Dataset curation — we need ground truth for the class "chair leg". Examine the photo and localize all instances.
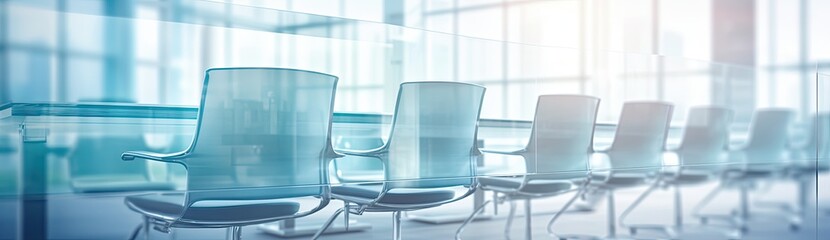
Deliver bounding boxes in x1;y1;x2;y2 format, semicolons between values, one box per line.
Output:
607;189;616;238
547;187;587;238
791;177;808;230
168;228;177;240
617;179;682;239
343;201;350;231
738;185;750;227
493;191;500;215
311;207;345;240
693;181;748;235
674;185;683;229
693;182;724;220
225;226;241;240
392;211;402;240
524;199;532;240
455;199;494;240
619;180;660;229
505;199;517;240
143;217;150;240
128;222;143;240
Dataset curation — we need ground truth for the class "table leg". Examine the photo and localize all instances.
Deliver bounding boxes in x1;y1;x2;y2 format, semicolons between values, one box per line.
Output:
20;127;48;240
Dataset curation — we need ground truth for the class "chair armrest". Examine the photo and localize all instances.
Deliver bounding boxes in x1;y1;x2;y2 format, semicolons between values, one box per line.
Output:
480;148;526;155
122;151;186;163
588;152;611;170
331;149;388;184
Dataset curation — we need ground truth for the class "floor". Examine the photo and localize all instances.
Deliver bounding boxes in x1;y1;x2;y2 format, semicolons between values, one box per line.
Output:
1;181;828;240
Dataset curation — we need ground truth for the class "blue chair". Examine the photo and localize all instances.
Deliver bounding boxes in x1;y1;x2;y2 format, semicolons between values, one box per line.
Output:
787;113;830;217
454;95;600;240
121;68;341;240
619;106;733;239
312;82;486;240
771;113;830;232
555;101;674;239
749;110;822;232
693;109;794;233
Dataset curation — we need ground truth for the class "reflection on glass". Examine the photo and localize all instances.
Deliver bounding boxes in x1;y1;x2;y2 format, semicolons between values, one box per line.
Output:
69;136;174;193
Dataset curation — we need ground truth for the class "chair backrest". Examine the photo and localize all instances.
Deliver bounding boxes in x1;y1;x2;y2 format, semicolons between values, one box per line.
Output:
383;82;485;189
183;68;338;203
798;113;830;159
523;95;600;179
606;101;674;170
676;106;733;166
741;108;793;163
70;136;151;179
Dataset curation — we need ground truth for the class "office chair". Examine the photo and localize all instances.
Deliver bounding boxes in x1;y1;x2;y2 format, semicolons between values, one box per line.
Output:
619;106;733;239
693;109;793;233
787;113;830;216
750;113;830;231
554;101;674;239
121;68;341;240
312;82;486;240
454;95;600;240
788;113;830;171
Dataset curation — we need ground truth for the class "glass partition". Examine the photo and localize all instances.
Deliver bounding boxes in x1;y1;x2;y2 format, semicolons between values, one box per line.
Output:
0;1;825;239
816;70;830;236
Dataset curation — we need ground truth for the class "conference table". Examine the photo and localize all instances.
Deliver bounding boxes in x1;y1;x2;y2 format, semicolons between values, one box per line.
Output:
0;102;705;239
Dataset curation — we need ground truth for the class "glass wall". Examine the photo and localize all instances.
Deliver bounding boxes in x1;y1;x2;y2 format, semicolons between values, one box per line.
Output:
3;0;826;124
1;1;829;239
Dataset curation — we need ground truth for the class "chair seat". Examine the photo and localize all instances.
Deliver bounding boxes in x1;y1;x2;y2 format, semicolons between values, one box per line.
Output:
125;193;300;223
788;163;830;173
332;184;456;205
72;175;176;193
479;176;573;194
663;172;711;184
723;168;775;179
590;173;649;189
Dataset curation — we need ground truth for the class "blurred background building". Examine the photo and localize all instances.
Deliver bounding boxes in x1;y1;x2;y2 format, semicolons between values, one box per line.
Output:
1;0;828;123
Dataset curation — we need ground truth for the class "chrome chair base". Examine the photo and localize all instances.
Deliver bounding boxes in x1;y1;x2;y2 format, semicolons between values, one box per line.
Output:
622;224;744;240
750;174;812;231
550;188;624;240
129;219;240;240
624;224;679;239
410;188;495;224
553;233;637;240
693;180;751;232
455;198;496;240
619;179;696;240
259;220;371;237
407;212;494;224
693;178;805;235
455;179;589;240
